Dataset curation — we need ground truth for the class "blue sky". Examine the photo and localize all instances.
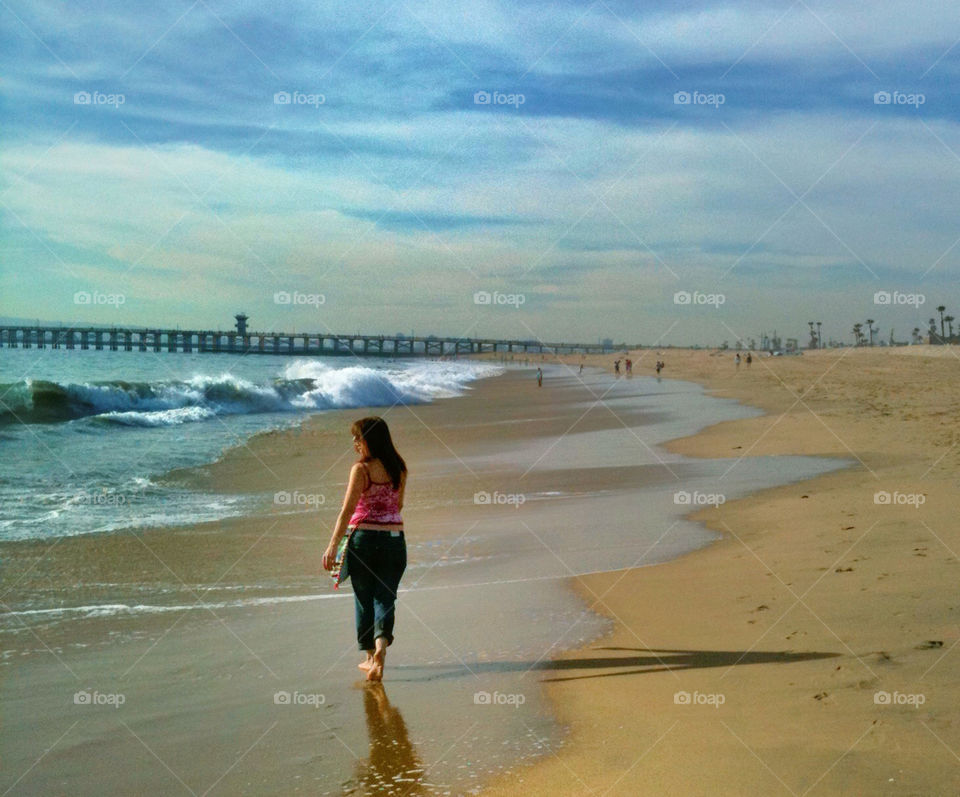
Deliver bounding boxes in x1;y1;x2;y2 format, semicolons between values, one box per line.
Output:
1;0;958;345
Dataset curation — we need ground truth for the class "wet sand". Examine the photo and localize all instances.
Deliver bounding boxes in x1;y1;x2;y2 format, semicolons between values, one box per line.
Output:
1;363;848;795
477;346;960;796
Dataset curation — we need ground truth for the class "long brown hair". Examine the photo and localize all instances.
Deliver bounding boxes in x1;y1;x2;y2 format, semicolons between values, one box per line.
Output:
351;416;407;489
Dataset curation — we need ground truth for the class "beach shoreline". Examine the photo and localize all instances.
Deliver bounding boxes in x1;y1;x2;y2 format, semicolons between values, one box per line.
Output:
476;345;960;796
8;362;780;794
5;347;958;795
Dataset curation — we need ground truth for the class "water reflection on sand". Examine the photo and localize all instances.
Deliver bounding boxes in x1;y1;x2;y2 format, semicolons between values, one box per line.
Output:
351;683;428;796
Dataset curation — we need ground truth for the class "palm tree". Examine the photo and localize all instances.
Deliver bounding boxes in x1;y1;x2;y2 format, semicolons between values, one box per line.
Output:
853;322;863;346
808;321;817;349
947;316;955;340
866;319;875;346
816;321;822;349
912;327;921;344
937;305;946;339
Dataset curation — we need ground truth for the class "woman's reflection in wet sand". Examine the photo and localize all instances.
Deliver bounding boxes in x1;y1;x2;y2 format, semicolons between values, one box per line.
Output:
355;683;426;795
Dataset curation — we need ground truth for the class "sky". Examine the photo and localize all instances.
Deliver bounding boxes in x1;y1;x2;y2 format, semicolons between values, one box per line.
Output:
1;0;959;346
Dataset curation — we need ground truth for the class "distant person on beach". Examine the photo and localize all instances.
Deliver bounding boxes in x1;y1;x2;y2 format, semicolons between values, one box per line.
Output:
735;353;741;368
625;358;632;374
323;417;407;682
614;359;620;375
655;360;663;375
746;353;752;367
536;367;543;387
579;363;583;375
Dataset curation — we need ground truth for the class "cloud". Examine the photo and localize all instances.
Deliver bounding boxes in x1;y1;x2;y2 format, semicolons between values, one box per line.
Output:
1;0;959;343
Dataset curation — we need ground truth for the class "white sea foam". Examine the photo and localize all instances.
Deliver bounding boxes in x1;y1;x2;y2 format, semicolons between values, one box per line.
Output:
282;359;504;410
6;360;504;427
97;406;219;426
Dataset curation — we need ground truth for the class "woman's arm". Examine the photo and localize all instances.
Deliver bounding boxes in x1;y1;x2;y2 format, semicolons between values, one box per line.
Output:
322;463;365;570
397;470;407;512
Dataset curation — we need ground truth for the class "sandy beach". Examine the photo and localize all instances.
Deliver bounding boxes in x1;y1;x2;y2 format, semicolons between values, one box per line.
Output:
476;346;960;796
7;362;804;795
3;347;958;795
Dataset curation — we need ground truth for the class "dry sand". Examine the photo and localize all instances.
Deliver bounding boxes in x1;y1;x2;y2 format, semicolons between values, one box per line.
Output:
478;345;960;796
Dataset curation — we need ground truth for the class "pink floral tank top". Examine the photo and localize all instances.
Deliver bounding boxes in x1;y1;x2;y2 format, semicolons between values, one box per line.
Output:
348;464;404;531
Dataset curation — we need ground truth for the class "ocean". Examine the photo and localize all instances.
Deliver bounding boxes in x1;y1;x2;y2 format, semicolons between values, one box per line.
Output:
0;349;503;542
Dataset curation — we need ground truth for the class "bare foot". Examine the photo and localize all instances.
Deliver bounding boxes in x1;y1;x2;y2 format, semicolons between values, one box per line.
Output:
358;659;373;671
366;649;385;682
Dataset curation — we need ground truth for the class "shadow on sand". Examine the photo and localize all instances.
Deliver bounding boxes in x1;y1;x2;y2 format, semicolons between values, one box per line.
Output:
345;648;841;792
393;646;841;683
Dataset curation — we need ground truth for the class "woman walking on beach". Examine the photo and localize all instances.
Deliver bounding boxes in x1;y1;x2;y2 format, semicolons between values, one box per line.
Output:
323;417;407;682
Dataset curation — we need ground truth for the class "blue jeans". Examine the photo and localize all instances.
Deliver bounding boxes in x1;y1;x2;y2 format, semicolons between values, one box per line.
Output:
347;530;406;650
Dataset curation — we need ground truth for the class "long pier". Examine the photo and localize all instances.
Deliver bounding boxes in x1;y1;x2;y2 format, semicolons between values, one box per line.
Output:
0;326;616;357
